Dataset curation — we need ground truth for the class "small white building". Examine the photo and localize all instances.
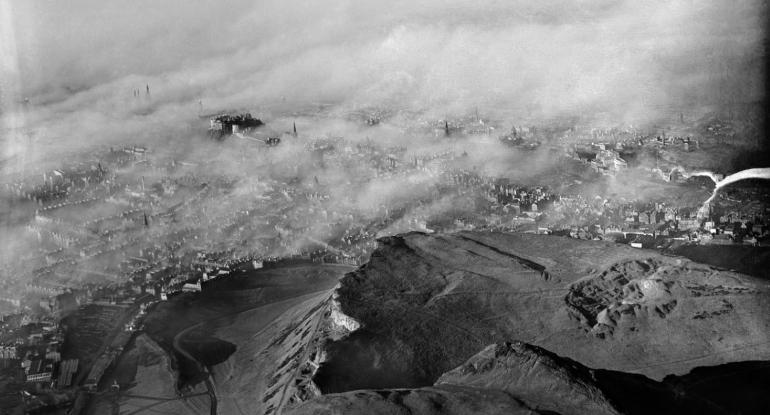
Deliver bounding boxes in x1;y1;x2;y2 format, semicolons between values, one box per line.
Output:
182;280;202;293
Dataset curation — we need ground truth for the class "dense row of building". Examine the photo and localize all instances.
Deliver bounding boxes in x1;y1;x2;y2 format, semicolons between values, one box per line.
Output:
1;113;766;412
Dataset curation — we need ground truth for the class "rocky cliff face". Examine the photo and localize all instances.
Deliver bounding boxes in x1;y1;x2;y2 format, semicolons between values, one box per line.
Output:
294;231;770;413
292;340;760;415
436;342;620;415
315;231;770;392
329;285;361;334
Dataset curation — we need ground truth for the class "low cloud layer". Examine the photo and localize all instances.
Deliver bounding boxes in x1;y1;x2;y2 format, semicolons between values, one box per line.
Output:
0;0;766;170
0;0;766;303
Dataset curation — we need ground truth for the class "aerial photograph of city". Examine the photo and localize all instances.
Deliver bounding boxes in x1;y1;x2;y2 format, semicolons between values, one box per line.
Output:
0;1;768;414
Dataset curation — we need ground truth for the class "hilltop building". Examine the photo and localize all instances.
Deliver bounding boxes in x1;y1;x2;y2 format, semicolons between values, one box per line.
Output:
594;149;627;173
209;113;264;139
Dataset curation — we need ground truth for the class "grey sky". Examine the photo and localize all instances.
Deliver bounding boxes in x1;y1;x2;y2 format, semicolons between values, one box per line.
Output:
1;0;766;167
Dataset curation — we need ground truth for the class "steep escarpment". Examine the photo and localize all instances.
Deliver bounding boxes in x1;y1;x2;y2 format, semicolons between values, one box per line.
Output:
437;342;621;415
313;231;770;395
435;341;733;415
293;341;769;415
140;264;355;415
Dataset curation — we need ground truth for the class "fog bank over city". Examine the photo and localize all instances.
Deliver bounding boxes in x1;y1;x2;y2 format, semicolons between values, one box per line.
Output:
2;2;770;414
2;0;766;170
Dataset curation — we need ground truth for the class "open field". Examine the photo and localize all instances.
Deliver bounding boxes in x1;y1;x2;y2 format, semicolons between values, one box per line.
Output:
86;334;209;415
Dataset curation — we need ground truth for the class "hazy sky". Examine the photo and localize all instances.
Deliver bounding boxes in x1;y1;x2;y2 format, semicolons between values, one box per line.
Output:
0;0;766;168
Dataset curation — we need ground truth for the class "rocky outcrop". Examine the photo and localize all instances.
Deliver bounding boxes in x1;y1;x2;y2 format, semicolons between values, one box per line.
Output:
292;231;770;414
314;231;770;395
436;342;620;415
291;340;753;415
329;285;361;335
287;385;556;415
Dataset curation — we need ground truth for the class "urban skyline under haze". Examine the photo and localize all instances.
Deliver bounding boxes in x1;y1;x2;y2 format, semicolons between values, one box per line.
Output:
1;1;769;414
